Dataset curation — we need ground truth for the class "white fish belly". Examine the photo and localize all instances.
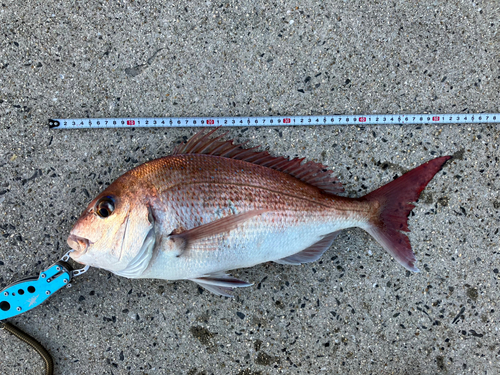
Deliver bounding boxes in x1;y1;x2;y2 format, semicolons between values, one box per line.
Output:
139;215;362;281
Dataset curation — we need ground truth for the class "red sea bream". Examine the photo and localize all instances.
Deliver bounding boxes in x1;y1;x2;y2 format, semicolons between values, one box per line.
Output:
67;129;451;296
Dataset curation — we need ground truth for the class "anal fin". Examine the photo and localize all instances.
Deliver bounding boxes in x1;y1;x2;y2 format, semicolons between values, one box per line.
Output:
274;231;341;265
190;272;253;297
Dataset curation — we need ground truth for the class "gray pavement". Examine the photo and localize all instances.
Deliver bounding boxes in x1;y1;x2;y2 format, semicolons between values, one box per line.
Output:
1;1;499;374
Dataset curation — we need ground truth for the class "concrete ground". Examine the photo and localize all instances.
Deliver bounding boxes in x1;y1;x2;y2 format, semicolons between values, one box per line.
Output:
1;1;499;374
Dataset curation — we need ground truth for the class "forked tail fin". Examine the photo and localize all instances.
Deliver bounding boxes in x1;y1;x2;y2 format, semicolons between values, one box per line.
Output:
363;156;452;272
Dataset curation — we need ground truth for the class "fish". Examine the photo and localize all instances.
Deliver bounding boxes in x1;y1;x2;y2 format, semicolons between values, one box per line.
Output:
67;128;451;296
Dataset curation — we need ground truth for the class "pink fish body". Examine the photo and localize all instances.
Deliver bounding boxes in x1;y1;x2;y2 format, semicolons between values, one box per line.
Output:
68;129;451;296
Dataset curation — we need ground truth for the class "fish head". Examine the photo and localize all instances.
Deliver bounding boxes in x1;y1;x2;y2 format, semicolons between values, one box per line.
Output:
67;175;155;276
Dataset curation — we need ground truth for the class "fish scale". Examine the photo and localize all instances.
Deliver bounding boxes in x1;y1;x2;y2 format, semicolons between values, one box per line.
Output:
143;154;335;204
140;155;352;280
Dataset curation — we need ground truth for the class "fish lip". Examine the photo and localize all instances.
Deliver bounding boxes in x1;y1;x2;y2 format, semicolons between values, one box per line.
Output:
67;234;90;257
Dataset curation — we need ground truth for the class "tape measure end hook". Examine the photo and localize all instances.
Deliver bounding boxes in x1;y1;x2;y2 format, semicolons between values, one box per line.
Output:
47;119;60;128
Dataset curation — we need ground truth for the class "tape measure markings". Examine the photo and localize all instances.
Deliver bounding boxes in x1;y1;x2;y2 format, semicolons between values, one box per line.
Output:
48;113;500;129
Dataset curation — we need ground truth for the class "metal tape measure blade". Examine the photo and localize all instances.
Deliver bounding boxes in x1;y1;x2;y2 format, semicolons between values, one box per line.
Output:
48;113;500;129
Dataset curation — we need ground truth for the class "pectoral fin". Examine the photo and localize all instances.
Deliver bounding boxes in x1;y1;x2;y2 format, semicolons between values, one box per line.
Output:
169;209;269;255
274;231;341;265
190;272;253;297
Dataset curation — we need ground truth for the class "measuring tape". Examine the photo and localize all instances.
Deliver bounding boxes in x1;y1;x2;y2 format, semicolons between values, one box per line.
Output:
48;113;500;129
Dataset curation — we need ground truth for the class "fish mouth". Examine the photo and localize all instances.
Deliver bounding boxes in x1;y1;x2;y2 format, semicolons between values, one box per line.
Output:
67;234;90;257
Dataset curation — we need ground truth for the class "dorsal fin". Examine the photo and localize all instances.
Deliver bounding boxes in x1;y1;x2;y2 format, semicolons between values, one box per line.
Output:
173;128;344;194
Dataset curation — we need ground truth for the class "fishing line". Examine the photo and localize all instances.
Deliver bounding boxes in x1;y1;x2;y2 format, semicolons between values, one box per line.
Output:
48;113;500;129
1;321;54;375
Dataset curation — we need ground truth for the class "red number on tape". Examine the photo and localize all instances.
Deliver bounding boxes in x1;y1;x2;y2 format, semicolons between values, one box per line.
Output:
432;116;440;121
283;118;291;123
127;120;135;125
207;119;215;125
359;117;366;122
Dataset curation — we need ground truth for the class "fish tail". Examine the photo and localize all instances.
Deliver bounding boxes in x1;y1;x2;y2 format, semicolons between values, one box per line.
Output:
363;156;452;272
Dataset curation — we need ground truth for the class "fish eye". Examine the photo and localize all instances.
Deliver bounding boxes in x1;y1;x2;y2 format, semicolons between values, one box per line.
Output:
95;196;115;218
